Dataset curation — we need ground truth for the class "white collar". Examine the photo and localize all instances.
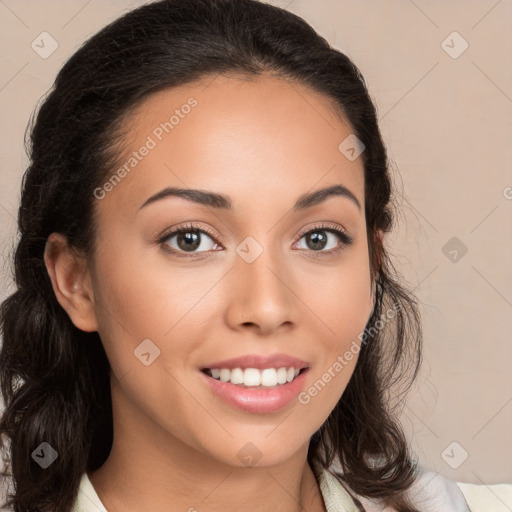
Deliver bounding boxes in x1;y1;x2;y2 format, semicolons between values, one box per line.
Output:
72;466;474;512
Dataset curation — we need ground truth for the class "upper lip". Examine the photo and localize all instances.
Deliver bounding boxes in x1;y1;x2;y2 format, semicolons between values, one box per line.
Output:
201;353;310;370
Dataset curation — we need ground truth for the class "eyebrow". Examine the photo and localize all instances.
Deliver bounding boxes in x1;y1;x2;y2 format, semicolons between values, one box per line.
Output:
138;184;361;212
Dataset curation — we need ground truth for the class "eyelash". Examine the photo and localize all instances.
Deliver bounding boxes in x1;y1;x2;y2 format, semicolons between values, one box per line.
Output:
157;222;354;259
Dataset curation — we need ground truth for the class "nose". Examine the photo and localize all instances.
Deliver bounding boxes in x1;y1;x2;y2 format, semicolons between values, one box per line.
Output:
223;246;299;336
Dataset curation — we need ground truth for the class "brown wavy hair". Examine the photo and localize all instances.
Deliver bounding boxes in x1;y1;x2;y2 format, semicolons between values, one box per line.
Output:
0;0;422;510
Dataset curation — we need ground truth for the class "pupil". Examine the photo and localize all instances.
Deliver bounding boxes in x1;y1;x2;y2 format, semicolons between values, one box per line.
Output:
178;231;200;251
308;231;327;250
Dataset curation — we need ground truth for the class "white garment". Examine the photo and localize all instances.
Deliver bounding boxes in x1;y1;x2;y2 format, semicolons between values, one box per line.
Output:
71;467;512;512
315;466;512;512
1;467;511;511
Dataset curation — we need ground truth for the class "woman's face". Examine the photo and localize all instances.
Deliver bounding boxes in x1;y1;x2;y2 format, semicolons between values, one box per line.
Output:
87;73;374;467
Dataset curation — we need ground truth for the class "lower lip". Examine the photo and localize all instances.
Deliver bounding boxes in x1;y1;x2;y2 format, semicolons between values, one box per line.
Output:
200;369;309;414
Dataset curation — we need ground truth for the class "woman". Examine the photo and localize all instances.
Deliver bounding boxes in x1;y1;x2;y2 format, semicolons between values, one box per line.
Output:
0;1;510;511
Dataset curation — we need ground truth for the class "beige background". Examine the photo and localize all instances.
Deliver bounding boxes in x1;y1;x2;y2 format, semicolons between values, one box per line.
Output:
0;0;511;486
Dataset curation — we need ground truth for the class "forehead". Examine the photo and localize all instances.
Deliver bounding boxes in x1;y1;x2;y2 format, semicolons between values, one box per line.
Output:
98;73;365;217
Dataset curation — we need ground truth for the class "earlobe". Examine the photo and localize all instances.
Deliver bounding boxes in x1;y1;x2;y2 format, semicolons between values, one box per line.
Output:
44;232;98;332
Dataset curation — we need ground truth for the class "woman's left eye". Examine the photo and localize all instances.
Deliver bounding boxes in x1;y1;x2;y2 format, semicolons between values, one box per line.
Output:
294;225;353;254
158;222;353;258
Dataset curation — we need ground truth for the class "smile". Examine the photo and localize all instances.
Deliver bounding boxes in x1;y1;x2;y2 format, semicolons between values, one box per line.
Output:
200;367;310;414
202;367;304;388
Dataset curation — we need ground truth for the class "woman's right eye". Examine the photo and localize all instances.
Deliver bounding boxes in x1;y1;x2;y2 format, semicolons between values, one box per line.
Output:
159;224;221;258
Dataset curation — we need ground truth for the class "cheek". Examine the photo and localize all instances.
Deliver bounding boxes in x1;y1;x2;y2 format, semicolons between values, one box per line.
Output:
92;237;175;333
304;252;373;341
90;238;221;374
297;254;372;411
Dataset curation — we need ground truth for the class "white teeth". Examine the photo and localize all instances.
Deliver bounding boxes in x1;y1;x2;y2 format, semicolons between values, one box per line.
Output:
276;367;287;384
261;368;277;387
206;366;302;387
230;368;244;385
244;368;261;386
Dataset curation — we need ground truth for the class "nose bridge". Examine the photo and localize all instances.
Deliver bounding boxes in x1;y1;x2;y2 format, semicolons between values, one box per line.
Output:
227;235;296;330
237;236;288;300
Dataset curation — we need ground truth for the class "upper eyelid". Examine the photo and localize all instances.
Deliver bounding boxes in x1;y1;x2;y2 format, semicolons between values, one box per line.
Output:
296;222;349;238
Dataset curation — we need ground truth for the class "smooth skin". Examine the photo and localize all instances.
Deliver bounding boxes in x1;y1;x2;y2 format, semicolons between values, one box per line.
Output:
44;73;380;512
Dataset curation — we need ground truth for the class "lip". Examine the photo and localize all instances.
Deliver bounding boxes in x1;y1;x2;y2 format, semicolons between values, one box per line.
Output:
200;367;310;414
200;353;310;371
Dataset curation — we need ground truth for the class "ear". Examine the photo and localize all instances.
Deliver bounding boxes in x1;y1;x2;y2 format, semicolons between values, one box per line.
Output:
44;232;98;332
